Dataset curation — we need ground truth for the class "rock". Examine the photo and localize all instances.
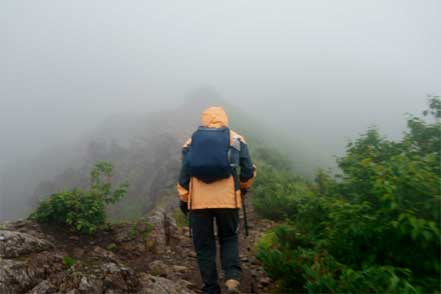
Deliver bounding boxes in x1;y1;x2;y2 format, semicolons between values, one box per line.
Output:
104;289;126;294
137;273;194;294
148;209;166;226
240;255;249;262
93;246;118;262
145;235;157;253
0;258;45;293
147;228;166;254
188;251;197;258
101;262;140;292
72;248;85;258
259;277;271;286
103;274;126;292
146;210;178;253
114;224;138;243
250;269;258;278
78;276;103;294
172;265;188;273
103;262;121;274
0;251;64;293
28;280;57;293
120;242;145;256
149;260;169;277
250;256;260;265
0;230;54;258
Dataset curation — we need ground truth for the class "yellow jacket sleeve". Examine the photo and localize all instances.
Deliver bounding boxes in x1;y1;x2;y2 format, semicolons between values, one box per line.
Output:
177;183;189;202
240;164;257;189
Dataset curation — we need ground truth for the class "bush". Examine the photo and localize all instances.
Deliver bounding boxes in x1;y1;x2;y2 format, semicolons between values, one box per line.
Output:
63;256;76;270
252;163;314;220
256;97;441;293
31;161;128;234
250;145;314;220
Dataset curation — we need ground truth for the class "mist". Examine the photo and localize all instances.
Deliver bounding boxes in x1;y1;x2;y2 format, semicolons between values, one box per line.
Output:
1;1;440;220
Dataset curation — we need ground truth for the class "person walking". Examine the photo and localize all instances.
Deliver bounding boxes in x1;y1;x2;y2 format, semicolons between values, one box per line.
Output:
177;106;256;294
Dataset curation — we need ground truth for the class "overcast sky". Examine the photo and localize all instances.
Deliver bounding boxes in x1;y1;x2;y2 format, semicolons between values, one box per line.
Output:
1;0;440;168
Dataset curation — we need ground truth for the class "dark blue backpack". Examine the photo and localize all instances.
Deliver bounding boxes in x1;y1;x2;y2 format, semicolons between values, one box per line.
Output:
186;127;232;183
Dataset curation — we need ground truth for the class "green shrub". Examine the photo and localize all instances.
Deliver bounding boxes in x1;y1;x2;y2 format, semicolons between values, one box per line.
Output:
256;97;441;293
126;220;154;240
31;161;128;234
251;161;314;220
107;243;117;251
63;256;76;269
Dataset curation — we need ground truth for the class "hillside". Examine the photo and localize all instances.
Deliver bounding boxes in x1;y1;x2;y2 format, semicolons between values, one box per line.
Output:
0;97;246;221
0;198;274;293
1;97;438;293
1;93;308;222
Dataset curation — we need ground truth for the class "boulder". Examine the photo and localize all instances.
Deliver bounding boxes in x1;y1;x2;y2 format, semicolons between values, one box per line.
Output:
102;262;140;292
0;251;64;293
0;258;46;293
149;260;169;277
137;273;195;294
172;265;188;273
28;280;58;294
78;276;103;294
92;246;119;262
0;230;53;258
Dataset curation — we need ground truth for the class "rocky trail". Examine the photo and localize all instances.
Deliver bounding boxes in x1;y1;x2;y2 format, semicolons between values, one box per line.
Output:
0;199;275;293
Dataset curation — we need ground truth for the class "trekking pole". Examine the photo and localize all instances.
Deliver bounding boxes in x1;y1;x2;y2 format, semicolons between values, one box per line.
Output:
241;189;249;237
188;214;192;238
188;195;193;238
188;205;192;238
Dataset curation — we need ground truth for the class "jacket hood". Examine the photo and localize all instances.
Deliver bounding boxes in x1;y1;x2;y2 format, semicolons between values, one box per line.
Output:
201;106;229;128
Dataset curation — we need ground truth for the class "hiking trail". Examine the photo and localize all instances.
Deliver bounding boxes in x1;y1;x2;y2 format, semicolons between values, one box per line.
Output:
0;197;274;293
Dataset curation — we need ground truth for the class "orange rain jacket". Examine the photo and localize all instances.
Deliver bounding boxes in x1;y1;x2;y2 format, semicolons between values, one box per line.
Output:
177;107;256;210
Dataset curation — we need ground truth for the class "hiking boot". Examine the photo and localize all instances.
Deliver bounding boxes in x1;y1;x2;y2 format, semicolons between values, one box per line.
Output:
225;279;240;293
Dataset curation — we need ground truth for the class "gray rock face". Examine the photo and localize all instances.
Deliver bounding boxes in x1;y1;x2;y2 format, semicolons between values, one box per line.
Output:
0;229;61;294
0;214;200;293
0;252;64;293
0;230;53;258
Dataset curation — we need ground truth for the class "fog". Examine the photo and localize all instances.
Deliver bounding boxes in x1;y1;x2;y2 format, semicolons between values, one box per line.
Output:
1;1;440;219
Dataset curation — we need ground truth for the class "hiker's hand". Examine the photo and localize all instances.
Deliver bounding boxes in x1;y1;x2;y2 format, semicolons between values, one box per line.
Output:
180;201;189;216
240;188;249;196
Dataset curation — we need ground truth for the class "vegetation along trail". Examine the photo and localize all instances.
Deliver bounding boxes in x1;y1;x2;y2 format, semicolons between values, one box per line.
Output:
0;97;439;293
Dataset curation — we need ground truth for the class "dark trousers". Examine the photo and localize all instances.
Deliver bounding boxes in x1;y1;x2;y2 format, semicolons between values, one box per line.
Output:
190;208;241;294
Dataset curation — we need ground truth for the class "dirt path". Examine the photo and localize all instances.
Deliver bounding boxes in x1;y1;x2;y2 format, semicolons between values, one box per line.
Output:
160;198;275;293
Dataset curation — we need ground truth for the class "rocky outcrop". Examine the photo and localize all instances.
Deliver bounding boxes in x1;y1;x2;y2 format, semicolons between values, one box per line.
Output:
0;237;63;293
0;202;274;293
0;230;53;258
0;214;198;294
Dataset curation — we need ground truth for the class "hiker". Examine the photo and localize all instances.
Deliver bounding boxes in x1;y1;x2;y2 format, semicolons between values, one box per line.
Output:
177;106;256;294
